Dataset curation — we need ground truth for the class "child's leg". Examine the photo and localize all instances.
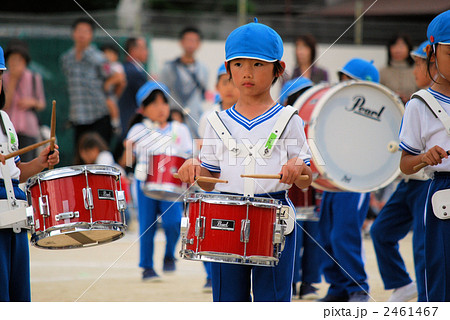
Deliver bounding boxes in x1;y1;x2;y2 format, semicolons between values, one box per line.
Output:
409;180;430;302
136;181;158;269
252;232;296;302
370;181;413;290
211;263;252;301
159;200;182;260
424;178;450;301
328;192;369;295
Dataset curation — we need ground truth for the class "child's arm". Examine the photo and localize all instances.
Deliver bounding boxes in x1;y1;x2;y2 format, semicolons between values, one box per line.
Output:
279;157;313;189
400;147;448;175
177;158;219;191
16;145;60;183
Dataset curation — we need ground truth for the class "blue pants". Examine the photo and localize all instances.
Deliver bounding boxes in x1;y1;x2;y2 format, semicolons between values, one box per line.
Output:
293;220;322;284
0;181;30;302
370;179;429;301
136;180;182;269
318;191;370;297
424;173;450;301
211;191;296;302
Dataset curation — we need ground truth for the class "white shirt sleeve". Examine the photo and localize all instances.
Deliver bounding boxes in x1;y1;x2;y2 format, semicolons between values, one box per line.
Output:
399;100;425;155
199;122;221;173
283;114;312;166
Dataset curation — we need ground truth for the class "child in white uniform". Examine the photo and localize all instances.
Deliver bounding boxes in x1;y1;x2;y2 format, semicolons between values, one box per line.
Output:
177;18;312;302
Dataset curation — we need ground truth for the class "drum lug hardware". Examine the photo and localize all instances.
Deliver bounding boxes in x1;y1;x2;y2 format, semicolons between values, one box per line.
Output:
273;223;284;244
55;211;79;222
83;187;94;210
195;216;205;239
39;195;49;217
115;190;127;211
240;219;250;243
180;217;189;235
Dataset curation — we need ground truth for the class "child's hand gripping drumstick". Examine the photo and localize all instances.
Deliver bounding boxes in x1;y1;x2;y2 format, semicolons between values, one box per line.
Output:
412;147;450;172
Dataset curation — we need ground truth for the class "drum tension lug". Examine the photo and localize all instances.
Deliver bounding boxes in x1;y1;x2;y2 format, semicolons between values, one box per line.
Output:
195;216;205;239
83;187;94;210
240;219;250;243
39;195;50;217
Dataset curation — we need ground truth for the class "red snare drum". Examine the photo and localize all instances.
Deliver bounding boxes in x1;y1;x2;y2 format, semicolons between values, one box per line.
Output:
288;185;322;221
143;154;187;201
294;81;404;192
27;165;127;249
180;193;285;267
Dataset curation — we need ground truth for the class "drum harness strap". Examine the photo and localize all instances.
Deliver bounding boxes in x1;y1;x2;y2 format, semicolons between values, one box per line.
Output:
412;89;450;135
207;105;298;233
0;111;30;232
411;90;450;220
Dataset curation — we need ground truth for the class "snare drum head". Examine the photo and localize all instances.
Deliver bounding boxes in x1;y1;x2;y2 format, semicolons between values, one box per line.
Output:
308;81;404;192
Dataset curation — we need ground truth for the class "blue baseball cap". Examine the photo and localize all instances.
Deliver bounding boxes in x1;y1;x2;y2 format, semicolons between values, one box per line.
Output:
225;18;284;62
217;62;227;78
279;77;313;105
136;81;170;107
410;40;430;60
0;46;6;70
339;58;379;83
427;10;450;45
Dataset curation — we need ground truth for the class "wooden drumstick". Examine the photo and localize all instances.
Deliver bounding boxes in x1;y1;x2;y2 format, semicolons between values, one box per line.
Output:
240;174;310;181
4;137;56;161
413;150;450;172
173;173;228;184
49;100;56;169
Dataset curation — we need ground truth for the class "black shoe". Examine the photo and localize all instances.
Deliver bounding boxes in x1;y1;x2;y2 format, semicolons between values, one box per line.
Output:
348;291;369;302
203;279;212;293
299;282;319;300
317;294;349;302
142;268;160;282
163;257;176;272
292;283;298;296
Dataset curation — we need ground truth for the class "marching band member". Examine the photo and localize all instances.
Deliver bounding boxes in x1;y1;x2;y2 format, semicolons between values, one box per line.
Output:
0;45;60;302
177;19;312;302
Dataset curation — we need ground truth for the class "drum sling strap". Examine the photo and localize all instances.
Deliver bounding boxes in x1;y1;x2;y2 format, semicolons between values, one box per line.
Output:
411;90;450;220
0;111;30;232
207;106;298;233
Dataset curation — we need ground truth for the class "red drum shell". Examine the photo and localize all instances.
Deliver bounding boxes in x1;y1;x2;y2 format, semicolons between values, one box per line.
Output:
27;165;126;249
180;193;282;266
143;154;187;201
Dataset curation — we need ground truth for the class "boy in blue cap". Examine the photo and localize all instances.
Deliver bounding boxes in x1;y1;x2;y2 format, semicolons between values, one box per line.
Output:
370;40;436;302
399;9;450;301
177;18;313;301
316;58;378;302
0;45;60;301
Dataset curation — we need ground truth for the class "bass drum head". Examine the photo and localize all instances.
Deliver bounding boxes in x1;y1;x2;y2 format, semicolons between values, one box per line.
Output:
299;81;404;192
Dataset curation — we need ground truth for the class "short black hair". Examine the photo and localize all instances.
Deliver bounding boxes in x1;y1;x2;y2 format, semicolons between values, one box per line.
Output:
100;43;120;56
179;26;202;40
71;17;95;32
386;33;414;66
4;39;31;65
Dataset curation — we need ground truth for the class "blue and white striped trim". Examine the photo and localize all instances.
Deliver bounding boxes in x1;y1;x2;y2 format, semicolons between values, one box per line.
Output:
201;162;221;173
429;88;450;105
14;156;20;163
399;141;421;155
226;103;283;130
304;158;311;166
